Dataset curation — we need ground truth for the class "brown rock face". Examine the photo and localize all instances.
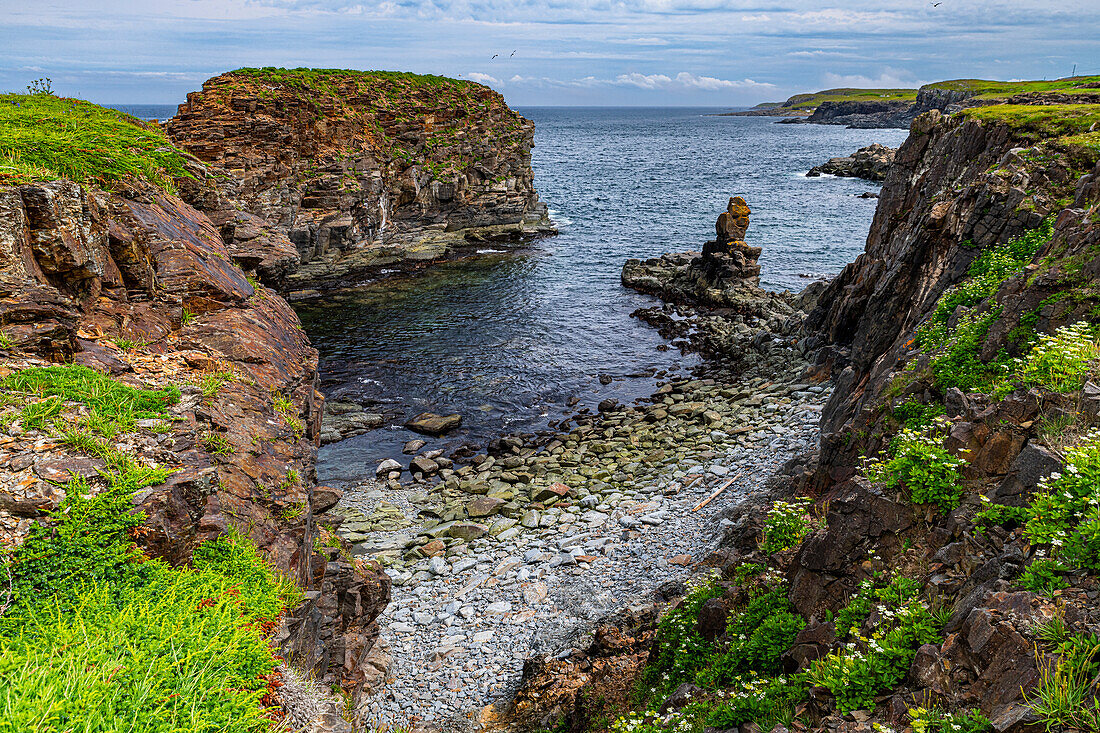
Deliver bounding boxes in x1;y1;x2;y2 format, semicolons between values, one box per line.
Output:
0;179;389;711
622;196;772;310
700;196;762;284
166;70;553;292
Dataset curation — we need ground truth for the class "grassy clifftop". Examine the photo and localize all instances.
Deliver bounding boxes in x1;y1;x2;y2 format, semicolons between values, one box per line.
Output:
0;93;191;191
749;74;1100;115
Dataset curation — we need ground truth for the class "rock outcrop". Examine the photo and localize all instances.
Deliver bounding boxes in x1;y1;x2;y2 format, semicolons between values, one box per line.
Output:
621;196;786;311
0;175;389;717
505;94;1100;733
807;143;897;181
805;98;916;129
167;69;553;294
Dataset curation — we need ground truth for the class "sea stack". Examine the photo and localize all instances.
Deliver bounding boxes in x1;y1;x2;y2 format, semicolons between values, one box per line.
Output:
699;195;763;287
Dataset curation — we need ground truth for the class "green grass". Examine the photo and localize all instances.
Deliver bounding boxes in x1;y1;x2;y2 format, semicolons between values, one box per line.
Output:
0;93;191;191
754;75;1100;114
924;75;1100;100
1;364;179;433
777;87;918;111
232;66;480;93
956;104;1100;140
0;469;300;732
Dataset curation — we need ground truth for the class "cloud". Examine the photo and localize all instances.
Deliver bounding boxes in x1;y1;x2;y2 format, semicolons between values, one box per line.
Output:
466;72;500;84
821;68;929;89
609;36;670;45
611;71;773;91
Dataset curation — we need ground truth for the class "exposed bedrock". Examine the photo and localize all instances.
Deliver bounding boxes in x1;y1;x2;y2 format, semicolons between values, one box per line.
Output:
0;178;390;714
166;70;554;294
807;143;897;181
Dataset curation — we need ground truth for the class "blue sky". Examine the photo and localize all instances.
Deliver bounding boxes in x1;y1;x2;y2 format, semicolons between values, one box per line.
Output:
2;0;1098;106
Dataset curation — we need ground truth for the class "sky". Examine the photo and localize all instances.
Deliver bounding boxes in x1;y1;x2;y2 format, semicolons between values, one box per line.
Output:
2;0;1099;107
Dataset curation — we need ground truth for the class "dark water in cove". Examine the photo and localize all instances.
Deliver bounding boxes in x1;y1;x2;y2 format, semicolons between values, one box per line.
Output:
119;105;907;483
299;109;908;484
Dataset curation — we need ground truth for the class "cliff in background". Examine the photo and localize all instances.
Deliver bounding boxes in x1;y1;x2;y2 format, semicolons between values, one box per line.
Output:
735;75;1100;129
167;68;553;295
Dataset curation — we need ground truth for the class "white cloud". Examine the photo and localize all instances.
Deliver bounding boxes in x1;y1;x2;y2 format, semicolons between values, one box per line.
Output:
466;72;500;84
611;71;773;91
821;68;929;89
609;36;670;45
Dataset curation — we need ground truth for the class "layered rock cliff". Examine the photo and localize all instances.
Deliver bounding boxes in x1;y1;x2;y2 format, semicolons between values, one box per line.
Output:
167;68;553;294
500;95;1100;733
0;95;390;723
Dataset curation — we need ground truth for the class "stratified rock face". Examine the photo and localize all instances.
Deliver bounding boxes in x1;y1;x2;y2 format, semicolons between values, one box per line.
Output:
807;143;897;181
806;99;916;129
0;178;390;710
167;69;553;292
805;106;1100;484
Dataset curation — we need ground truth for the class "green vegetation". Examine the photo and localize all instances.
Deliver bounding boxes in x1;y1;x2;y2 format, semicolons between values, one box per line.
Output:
1021;436;1100;571
0;489;298;732
907;706;992;733
1025;629;1100;730
1014;321;1100;393
957;104;1100;141
806;575;942;712
0;93;191;191
1;364;179;431
864;420;966;511
925;75;1100;99
202;431;235;456
1017;558;1071;597
917;220;1055;393
751;75;1100;116
233;66;481;93
760;497;817;554
620;569;945;732
773;87;919;111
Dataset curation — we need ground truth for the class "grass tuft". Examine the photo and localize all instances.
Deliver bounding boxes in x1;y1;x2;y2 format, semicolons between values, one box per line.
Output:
0;93;192;191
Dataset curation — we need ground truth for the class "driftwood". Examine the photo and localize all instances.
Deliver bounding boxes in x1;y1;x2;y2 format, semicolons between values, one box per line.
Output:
692;472;743;511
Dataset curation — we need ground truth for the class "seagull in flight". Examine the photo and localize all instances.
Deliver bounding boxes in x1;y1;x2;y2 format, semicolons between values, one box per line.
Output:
930;1;941;5
510;50;516;57
492;53;498;59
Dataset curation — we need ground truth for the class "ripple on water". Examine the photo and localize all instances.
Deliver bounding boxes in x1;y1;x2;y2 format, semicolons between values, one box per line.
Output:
295;109;908;481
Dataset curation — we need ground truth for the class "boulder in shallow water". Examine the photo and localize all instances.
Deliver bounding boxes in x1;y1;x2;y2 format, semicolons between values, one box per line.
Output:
376;458;402;477
405;412;463;436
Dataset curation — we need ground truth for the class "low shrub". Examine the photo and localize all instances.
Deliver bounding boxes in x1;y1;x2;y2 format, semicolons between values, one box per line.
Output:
1022;435;1100;571
640;572;723;698
908;706;992;733
1014;321;1100;393
761;497;817;554
864;420;966;511
807;577;940;712
1017;558;1071;597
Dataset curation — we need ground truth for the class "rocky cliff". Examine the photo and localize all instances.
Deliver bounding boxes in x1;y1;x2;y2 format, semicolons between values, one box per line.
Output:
167;68;553;294
0;94;390;725
499;95;1100;733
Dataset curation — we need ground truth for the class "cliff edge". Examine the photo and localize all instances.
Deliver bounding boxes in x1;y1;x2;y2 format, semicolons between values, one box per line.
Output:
167;68;554;294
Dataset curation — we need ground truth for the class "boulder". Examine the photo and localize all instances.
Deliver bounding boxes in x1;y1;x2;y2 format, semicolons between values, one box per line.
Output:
376;458;402;477
405;412;462;436
403;439;427;454
410;456;440;475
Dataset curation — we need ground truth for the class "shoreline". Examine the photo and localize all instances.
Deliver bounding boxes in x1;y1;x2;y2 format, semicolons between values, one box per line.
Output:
317;255;828;727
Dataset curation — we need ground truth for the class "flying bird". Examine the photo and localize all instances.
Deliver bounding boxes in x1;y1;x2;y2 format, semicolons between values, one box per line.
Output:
930;1;941;6
492;54;498;59
510;50;516;56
